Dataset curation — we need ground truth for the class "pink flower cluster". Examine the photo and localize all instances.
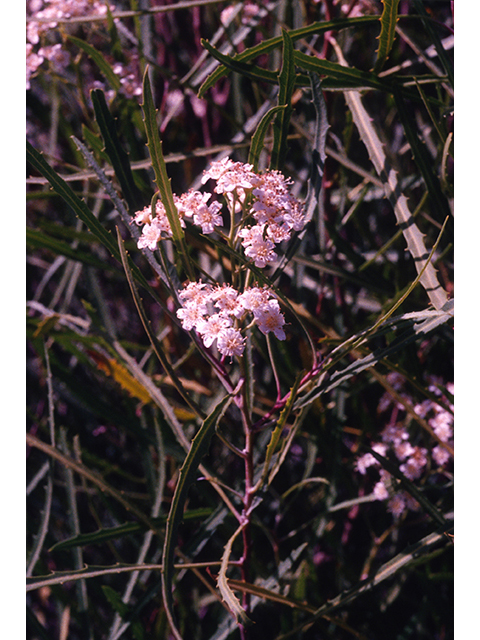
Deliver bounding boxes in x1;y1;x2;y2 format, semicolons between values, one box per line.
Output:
26;1;112;89
355;373;453;518
134;191;223;250
133;158;306;268
176;282;286;358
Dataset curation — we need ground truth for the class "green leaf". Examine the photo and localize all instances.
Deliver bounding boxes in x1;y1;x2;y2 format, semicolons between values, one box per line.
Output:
254;374;303;493
67;35;121;92
293;50;395;93
198;16;382;97
91;88;145;212
49;509;211;551
336;63;448;310
102;585;130;617
200;38;280;86
373;0;400;74
271;30;296;171
276;523;452;639
412;0;453;88
248;105;286;171
26;227;109;270
26;141;153;294
295;303;453;410
161;393;236;640
141;68;194;280
117;229;203;420
26;433;158;533
393;87;452;224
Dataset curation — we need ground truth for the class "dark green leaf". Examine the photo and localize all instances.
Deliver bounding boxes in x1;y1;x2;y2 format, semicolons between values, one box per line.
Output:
161;393;235;640
91;89;145;212
373;0;400;74
271;30;296;171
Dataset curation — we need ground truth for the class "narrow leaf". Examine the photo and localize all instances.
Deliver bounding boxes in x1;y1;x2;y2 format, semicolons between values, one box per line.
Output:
295;303;453;410
26;433;158;533
332;45;448;309
117;229;204;419
394;87;452;223
248;105;286;171
161;393;236;640
373;0;400;74
198;16;382;97
294;50;394;93
200;38;280;86
67;35;121;91
276;524;452;639
254;374;303;493
26;141;153;294
271;30;296;171
217;523;252;626
91;88;145;212
26;227;108;270
141;68;194;279
49;509;211;552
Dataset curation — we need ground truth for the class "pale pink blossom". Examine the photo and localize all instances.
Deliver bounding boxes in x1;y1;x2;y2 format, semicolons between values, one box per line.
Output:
399;446;428;480
137;220;162;251
373;479;389;501
430;411;453;442
254;300;286;340
201;157;236;184
237;287;271;314
134;206;152;226
432;445;451;467
217;327;245;358
196;314;232;348
178;281;212;313
193;200;223;234
176;303;205;332
387;493;406;518
238;225;277;268
211;285;243;318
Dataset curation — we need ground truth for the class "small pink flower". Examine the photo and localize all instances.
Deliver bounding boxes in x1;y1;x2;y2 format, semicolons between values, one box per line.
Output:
254;300;286;340
197;314;232;348
373;479;389;501
399;446;428;480
432;445;451;467
217;327;245;358
176;303;205;332
387;493;406;518
211;285;243;318
137;220;162;251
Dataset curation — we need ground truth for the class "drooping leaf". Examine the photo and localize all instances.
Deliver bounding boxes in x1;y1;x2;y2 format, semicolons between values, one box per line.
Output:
161;393;236;640
198;16;383;97
26;141;153;295
216;523;252;626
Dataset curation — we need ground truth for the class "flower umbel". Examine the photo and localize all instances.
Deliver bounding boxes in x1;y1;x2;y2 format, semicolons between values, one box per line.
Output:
176;282;287;358
133;158;305;266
